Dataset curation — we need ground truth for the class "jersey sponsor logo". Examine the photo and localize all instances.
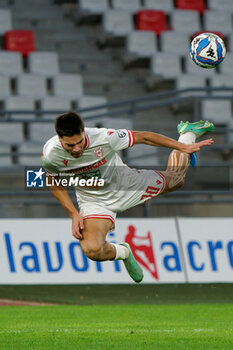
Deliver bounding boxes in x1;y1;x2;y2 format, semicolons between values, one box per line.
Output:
63;158;107;174
63;160;68;166
125;225;159;280
117;130;127;138
94;147;104;159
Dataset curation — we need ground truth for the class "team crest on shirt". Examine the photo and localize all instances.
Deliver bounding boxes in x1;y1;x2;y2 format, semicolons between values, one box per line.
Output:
94;147;104;159
63;159;68;166
117;130;126;138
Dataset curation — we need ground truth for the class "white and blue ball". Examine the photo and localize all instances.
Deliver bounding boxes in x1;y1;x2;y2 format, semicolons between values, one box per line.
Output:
190;32;226;69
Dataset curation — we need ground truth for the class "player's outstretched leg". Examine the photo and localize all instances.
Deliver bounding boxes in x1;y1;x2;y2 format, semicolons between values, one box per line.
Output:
162;120;215;193
178;120;215;168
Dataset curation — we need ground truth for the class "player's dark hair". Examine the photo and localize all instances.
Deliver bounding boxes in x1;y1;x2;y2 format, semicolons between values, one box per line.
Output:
55;111;84;137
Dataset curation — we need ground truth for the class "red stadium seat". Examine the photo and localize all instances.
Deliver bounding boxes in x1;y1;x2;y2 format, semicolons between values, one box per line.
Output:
192;31;225;42
4;30;35;57
175;0;206;14
136;10;167;36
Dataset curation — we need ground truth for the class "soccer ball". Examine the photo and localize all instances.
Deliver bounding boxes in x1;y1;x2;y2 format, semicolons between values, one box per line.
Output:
190;32;226;69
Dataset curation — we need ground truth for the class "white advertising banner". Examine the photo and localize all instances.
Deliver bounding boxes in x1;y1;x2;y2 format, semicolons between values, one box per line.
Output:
0;218;233;284
178;218;233;283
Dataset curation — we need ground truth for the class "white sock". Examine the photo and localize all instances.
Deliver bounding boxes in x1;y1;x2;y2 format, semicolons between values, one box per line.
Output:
178;132;196;145
112;243;129;260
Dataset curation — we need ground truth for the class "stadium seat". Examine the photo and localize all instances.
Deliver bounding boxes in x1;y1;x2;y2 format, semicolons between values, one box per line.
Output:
203;10;233;35
229;34;233;52
52;74;83;100
0;123;24;143
150;53;182;79
30;123;56;143
175;74;207;96
143;0;174;14
77;95;108;118
201;99;232;124
5;96;35;119
28;52;59;77
171;10;201;34
175;0;206;14
185;56;216;76
0;76;11;99
78;0;109;14
4;30;35;57
218;53;233;75
40;96;71;119
0;51;23;77
126;30;157;58
0;144;12;167
17;74;47;99
0;9;12;35
160;31;189;55
207;0;233;12
17;142;43;166
103;10;134;36
112;0;142;13
209;75;233;96
136;10;167;36
127;144;159;166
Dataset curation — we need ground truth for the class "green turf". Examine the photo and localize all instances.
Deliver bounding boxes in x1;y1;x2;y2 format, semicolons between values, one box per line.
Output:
0;284;233;304
0;304;233;350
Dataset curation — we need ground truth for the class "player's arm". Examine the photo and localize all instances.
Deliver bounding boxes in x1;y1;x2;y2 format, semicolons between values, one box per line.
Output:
46;175;84;240
132;130;214;154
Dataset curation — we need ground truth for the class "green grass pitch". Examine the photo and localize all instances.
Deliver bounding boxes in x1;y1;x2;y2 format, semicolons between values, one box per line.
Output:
0;284;233;350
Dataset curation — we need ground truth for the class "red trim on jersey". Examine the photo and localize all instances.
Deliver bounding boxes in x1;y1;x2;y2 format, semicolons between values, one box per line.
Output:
153;170;167;193
83;214;115;224
84;134;90;149
129;130;135;146
127;130;132;147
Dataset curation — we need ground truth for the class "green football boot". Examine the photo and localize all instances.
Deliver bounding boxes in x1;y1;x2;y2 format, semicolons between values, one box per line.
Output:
120;242;143;283
177;120;215;138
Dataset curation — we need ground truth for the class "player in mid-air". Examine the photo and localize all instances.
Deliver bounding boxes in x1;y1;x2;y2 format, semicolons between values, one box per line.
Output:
41;111;214;283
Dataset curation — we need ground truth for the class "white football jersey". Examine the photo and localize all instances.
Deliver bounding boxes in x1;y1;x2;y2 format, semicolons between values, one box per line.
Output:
42;127;166;218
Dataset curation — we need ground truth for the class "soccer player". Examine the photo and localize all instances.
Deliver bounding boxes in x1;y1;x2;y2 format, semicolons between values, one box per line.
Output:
42;112;214;283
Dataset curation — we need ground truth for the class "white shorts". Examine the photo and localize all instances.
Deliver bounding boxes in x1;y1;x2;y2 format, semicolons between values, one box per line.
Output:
78;169;166;230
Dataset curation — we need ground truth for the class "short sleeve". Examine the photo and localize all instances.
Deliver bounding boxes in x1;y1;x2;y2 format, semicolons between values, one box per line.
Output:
107;129;135;151
41;153;59;176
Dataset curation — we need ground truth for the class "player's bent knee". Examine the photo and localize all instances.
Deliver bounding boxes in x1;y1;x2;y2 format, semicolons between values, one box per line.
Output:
81;241;103;261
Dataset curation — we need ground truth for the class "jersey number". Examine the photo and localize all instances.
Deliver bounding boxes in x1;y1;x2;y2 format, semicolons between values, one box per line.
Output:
140;186;160;201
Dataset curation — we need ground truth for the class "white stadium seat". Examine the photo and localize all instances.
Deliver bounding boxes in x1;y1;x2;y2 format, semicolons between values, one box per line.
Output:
0;52;23;77
111;0;142;13
127;143;159;166
0;123;24;143
40;96;71;119
18;142;43;166
52;74;83;99
17;74;47;98
176;74;207;96
0;76;11;99
207;0;233;12
77;95;108;119
28;52;59;77
150;53;182;79
160;31;189;55
0;144;12;167
5;96;35;119
126;30;157;58
143;0;174;14
103;10;134;36
219;53;233;75
203;10;232;35
30;123;56;143
0;9;12;34
171;10;201;34
201;99;232;124
78;0;109;14
209;75;233;96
